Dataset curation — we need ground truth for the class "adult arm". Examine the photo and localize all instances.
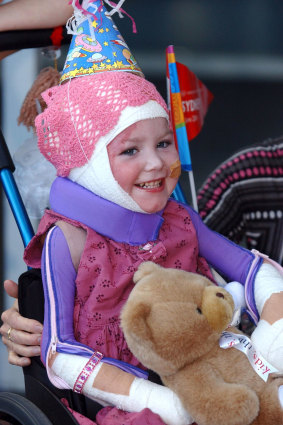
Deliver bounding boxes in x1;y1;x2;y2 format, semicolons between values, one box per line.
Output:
0;0;73;32
0;280;42;366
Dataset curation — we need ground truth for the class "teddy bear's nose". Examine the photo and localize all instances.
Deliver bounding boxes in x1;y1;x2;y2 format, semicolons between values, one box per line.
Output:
216;292;225;299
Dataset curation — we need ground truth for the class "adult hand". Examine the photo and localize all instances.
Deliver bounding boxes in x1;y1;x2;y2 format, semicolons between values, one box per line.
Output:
0;280;42;367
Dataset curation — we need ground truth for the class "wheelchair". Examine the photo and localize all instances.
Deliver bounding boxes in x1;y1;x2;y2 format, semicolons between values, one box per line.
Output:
0;268;104;425
0;22;102;417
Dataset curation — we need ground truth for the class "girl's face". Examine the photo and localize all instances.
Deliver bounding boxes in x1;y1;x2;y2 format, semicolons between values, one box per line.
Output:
107;118;180;213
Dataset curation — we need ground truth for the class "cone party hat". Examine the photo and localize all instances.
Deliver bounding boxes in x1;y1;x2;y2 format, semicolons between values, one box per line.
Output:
60;0;143;83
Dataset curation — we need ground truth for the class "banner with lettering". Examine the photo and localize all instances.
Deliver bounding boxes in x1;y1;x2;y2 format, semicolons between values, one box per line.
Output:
176;62;214;141
219;331;278;382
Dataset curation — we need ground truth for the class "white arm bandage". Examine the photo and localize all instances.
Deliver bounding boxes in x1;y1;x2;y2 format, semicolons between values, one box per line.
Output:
254;262;283;314
52;353;193;424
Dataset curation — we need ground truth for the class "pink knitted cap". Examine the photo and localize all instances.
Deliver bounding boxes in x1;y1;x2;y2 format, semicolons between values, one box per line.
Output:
35;72;169;177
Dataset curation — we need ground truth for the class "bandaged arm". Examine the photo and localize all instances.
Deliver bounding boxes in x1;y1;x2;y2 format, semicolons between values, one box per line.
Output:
42;226;193;425
186;205;283;322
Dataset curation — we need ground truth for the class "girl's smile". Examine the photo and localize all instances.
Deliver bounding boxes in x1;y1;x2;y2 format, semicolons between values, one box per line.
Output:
107;118;180;213
135;178;164;190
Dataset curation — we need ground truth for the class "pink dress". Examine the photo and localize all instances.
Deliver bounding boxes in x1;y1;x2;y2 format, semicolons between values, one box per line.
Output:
25;196;209;424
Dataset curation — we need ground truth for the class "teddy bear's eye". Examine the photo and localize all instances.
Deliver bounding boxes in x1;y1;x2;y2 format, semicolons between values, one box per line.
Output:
196;307;202;314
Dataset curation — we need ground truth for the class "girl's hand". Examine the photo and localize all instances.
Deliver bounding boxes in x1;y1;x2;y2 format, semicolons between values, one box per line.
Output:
51;354;193;425
0;280;42;367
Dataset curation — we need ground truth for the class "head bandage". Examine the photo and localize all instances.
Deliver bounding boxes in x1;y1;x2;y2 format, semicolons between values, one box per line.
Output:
36;72;170;212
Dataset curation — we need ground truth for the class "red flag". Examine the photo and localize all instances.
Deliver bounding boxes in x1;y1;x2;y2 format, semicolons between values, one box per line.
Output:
176;62;213;141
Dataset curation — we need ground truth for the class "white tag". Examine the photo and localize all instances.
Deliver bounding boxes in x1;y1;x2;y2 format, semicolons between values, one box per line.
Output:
220;331;278;382
229;308;242;327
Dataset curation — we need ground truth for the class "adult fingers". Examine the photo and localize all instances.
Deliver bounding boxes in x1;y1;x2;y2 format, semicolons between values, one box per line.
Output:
2;335;41;359
1;307;43;335
4;279;18;298
1;325;42;347
7;350;32;367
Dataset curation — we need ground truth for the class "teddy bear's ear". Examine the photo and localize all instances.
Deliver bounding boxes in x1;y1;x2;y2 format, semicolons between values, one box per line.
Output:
121;301;152;343
133;261;161;285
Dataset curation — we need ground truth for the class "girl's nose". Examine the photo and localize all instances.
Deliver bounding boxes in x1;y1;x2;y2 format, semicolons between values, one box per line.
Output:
144;151;164;171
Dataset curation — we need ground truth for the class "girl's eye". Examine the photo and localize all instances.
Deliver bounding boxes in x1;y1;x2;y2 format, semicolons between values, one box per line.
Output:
120;148;137;156
157;140;171;149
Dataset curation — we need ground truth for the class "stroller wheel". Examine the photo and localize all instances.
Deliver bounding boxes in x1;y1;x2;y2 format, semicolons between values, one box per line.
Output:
0;392;52;425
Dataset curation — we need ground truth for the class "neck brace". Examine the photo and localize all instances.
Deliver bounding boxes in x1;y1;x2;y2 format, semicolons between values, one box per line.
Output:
49;177;165;245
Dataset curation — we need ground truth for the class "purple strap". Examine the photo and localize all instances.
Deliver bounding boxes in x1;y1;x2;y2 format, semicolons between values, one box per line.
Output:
49;177;164;246
186;204;256;283
184;204;262;321
41;226;148;380
41;226;78;364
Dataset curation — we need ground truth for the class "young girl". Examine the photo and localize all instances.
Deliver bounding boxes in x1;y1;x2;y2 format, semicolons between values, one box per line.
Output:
8;67;280;424
1;1;283;424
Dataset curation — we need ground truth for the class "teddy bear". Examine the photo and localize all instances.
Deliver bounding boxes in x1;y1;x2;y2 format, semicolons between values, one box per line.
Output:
120;261;283;425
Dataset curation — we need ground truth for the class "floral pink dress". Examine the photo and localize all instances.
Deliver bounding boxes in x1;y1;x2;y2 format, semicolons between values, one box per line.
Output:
23;178;225;425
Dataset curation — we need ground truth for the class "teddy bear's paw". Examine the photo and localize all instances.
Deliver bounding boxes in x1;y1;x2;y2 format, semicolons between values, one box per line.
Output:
194;385;260;425
219;386;259;425
250;381;283;425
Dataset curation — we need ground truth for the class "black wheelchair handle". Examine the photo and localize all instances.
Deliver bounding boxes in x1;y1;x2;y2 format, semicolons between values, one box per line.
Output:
0;28;71;52
0;128;15;172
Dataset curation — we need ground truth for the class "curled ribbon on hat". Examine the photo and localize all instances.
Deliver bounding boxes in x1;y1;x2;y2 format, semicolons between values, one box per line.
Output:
104;0;127;17
105;0;137;33
66;0;98;36
66;0;136;36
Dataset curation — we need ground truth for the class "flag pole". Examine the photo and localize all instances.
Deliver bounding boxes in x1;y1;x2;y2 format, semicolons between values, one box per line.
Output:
166;45;198;211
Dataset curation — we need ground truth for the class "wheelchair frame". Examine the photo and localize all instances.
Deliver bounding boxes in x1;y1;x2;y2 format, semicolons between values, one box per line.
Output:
0;125;101;425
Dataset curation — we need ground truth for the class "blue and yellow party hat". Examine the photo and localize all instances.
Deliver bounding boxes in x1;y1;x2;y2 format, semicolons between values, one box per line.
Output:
60;0;143;83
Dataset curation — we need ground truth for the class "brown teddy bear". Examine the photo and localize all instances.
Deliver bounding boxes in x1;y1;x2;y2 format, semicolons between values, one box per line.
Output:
120;261;283;425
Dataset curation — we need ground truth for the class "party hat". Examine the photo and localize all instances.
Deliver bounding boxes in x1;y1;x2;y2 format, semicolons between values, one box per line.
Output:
60;0;143;83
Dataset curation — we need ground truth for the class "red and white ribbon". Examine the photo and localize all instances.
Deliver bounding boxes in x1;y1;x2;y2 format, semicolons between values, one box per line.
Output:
220;331;278;382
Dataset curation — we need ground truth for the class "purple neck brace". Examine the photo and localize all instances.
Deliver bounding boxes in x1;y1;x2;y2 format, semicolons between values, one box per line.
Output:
49;177;164;245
